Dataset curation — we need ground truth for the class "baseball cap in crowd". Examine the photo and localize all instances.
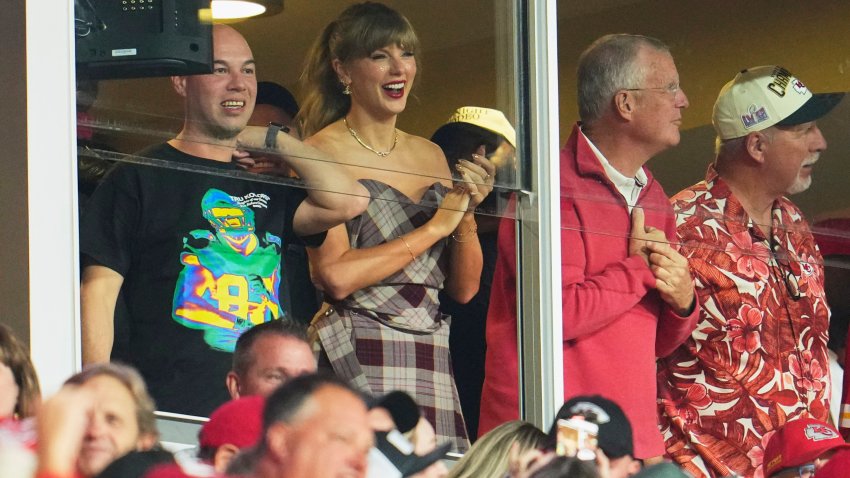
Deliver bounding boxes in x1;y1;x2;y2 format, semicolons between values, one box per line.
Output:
367;429;451;478
445;106;517;148
199;396;265;451
367;390;421;434
713;65;844;140
547;395;633;458
763;417;850;477
814;448;850;478
256;81;299;119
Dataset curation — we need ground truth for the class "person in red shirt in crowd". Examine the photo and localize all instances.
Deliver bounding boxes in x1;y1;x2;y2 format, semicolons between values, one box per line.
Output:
0;324;41;477
480;33;698;460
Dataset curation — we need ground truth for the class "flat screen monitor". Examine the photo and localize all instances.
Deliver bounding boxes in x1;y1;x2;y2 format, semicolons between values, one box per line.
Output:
75;0;212;80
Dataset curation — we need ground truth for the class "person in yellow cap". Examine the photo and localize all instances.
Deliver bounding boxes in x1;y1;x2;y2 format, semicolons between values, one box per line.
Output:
430;106;516;440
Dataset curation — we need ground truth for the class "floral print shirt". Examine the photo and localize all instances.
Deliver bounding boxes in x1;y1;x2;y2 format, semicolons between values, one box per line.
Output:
657;165;831;478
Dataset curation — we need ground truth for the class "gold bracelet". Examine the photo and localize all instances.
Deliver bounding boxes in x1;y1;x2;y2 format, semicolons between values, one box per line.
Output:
451;225;479;243
399;236;417;261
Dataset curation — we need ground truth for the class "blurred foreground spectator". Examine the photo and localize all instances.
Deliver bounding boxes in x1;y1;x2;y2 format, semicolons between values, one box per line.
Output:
36;363;158;478
448;420;546;478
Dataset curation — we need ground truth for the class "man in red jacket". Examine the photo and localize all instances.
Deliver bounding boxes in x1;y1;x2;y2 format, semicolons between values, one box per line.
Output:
479;33;698;460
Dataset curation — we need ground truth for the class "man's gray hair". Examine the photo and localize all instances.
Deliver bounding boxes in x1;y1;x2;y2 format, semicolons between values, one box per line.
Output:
715;128;774;157
577;33;670;125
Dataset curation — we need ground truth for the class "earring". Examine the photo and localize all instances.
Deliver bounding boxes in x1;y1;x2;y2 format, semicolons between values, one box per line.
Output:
342;82;351;95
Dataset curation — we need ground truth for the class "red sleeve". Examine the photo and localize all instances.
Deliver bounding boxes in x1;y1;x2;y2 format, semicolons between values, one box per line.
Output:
655;299;699;357
560;196;658;341
841;338;850;439
655;206;699;357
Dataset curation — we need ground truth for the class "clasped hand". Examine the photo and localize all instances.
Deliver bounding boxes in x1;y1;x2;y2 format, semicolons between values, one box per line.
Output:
453;145;496;210
629;207;694;315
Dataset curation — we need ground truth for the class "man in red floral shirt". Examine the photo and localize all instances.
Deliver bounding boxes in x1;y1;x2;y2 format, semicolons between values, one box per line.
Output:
657;65;844;478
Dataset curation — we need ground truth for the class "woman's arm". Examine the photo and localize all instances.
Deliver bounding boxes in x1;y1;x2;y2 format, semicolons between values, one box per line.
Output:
442;148;496;303
235;125;370;237
442;212;483;303
309;187;471;301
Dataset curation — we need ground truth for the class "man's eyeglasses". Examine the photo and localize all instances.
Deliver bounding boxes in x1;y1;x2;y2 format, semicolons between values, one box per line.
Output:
624;83;681;98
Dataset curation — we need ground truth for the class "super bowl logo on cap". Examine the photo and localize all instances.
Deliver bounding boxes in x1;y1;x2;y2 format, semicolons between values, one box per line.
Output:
741;104;769;129
793;79;808;95
804;424;839;441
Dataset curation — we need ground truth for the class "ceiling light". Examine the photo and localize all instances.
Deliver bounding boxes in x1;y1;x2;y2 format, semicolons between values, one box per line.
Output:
209;0;283;20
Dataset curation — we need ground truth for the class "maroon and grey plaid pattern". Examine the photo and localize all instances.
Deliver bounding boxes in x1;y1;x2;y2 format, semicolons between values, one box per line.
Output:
312;179;469;452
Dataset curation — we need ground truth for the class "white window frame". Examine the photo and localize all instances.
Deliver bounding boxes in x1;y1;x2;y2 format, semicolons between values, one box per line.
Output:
26;0;82;394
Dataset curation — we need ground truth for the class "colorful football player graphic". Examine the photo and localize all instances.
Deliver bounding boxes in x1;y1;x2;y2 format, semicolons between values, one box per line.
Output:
172;188;283;351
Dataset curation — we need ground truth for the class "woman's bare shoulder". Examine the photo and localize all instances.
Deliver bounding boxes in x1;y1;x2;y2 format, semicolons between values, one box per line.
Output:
400;132;449;169
304;121;346;152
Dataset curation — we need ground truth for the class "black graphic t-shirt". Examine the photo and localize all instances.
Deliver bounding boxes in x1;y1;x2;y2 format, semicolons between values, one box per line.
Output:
80;143;323;416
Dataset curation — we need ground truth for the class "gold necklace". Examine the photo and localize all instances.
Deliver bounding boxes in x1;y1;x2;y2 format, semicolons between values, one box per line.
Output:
343;117;398;157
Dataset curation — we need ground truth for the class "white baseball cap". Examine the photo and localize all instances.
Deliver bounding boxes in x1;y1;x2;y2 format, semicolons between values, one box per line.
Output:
445;106;517;148
713;65;844;140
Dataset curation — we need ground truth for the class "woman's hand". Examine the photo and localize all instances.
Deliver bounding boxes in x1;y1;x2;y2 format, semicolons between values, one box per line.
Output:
427;186;471;237
454;145;496;210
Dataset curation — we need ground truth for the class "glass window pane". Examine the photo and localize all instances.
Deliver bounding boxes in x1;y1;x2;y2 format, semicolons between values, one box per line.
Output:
76;1;524;452
557;0;850;469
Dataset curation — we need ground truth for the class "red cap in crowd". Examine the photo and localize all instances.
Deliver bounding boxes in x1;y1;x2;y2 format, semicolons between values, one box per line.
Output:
199;396;265;450
815;448;850;478
763;418;850;477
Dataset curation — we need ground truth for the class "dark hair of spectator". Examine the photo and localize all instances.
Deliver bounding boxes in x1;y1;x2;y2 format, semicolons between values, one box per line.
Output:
256;81;300;120
260;373;357;446
430;122;505;171
0;324;41;418
232;318;310;377
530;456;600;478
225;446;261;475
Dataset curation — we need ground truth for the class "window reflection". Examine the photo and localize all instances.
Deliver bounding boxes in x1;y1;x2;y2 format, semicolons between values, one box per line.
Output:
76;0;521;435
555;1;850;474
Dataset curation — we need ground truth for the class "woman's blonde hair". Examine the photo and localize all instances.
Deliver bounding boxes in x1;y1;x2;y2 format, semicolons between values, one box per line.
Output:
298;1;420;137
448;421;547;478
0;324;41;418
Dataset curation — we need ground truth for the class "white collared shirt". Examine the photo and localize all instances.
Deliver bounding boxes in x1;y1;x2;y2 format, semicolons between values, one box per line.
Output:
579;127;647;213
